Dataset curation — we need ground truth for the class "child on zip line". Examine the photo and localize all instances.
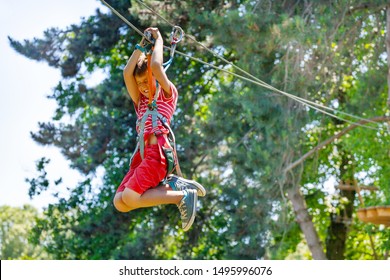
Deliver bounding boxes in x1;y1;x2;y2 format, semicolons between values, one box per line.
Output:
113;27;206;231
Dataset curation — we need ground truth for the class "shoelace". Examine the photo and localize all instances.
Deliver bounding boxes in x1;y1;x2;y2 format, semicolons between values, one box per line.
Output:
178;199;188;220
175;180;189;190
169;176;189;191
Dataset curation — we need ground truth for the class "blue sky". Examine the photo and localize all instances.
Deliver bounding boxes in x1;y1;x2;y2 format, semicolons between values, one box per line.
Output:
0;0;106;209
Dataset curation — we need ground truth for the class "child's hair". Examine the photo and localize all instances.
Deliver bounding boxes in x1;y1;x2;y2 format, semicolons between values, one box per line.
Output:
134;53;148;77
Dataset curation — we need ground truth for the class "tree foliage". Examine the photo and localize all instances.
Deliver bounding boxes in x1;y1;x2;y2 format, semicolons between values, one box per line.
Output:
10;0;390;259
0;205;49;259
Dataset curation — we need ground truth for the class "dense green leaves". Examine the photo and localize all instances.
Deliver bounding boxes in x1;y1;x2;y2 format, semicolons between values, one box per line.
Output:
0;205;49;259
11;0;390;259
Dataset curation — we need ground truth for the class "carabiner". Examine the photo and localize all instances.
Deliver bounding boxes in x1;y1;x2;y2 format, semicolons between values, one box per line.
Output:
167;26;184;60
170;26;184;45
144;30;155;46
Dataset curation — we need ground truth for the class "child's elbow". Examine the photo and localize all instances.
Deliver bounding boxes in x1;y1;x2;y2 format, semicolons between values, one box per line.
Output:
123;67;133;79
124;61;135;73
150;61;162;72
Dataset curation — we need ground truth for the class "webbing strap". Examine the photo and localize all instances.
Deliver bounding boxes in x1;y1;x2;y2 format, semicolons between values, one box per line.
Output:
162;119;183;177
152;109;158;129
138;109;162;159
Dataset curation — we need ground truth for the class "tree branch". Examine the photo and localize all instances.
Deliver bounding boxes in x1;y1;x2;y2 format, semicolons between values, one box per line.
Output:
284;116;390;173
347;3;388;15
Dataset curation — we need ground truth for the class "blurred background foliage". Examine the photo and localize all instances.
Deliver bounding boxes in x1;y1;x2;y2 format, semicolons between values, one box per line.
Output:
3;0;390;260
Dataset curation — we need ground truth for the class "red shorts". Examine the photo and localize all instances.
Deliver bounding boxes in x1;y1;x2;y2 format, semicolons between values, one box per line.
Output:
116;140;168;195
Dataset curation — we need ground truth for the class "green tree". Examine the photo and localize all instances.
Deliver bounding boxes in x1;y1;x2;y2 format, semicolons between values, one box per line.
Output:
0;205;49;259
11;0;224;259
185;0;390;259
9;0;390;260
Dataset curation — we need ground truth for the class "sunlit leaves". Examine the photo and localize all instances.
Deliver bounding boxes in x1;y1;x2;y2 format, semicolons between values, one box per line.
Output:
11;0;390;260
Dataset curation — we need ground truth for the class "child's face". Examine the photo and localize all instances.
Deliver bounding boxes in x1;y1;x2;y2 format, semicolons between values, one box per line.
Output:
135;72;151;97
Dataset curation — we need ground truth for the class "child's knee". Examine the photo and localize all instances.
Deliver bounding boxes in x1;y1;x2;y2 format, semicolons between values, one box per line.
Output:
122;188;142;209
113;192;132;212
113;200;129;213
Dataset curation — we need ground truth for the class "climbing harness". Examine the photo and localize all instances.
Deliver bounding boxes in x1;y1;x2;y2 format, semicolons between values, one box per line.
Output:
130;26;184;179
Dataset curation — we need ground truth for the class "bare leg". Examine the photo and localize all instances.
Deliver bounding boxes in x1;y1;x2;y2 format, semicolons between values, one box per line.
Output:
113;184;183;212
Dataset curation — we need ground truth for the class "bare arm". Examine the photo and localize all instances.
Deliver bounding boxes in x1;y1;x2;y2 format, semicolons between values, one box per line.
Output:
123;40;144;105
146;27;172;97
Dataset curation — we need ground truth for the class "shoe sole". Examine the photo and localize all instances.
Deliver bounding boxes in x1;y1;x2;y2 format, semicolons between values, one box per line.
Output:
171;175;206;197
182;191;197;232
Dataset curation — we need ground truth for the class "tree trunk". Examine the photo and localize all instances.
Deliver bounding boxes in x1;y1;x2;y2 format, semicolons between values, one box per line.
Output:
325;190;355;259
386;6;390;107
287;185;327;260
326;188;355;259
325;149;356;259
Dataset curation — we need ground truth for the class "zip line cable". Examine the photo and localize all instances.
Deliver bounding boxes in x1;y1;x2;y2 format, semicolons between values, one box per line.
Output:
135;0;385;130
101;0;383;131
134;0;383;130
103;0;381;130
100;0;153;43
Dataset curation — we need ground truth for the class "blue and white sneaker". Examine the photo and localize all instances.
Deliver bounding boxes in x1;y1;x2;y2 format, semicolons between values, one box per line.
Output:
177;189;198;231
168;174;206;197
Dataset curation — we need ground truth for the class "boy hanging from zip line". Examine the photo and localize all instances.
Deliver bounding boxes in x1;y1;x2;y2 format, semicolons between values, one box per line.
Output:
113;27;206;231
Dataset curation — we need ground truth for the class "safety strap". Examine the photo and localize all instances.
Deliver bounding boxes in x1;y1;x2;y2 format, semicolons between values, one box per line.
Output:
137;107;162;159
